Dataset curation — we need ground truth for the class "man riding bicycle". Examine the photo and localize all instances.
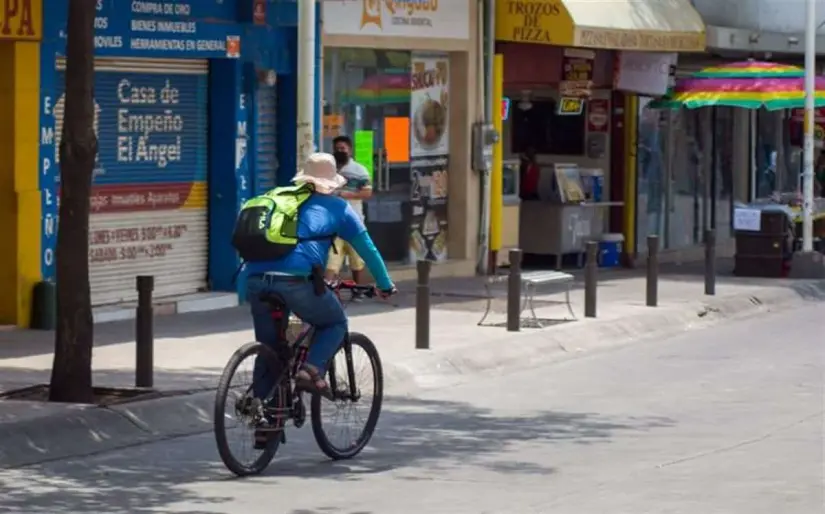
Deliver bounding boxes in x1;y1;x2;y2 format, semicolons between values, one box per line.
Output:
243;152;396;400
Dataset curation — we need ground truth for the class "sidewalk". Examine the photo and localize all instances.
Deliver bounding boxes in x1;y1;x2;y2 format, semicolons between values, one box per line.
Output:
1;261;824;467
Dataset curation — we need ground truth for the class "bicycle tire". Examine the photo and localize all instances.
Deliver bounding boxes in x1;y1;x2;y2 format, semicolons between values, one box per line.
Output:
214;341;285;477
310;332;384;460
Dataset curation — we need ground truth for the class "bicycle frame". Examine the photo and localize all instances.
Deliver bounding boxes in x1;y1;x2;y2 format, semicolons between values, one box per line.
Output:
266;304;360;408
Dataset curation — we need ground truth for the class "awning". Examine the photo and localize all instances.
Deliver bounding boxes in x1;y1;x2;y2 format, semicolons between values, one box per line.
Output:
495;0;706;52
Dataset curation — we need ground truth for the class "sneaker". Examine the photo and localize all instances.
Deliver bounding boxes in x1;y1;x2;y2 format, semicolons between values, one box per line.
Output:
351;290;365;302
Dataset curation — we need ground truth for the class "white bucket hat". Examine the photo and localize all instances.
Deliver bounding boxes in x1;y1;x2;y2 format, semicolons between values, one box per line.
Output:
292;152;347;194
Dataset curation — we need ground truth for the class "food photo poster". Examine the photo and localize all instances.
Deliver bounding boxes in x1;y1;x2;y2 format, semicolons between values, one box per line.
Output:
409;53;449;263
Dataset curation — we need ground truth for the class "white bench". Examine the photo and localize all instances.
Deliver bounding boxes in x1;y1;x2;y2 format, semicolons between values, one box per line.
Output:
478;270;576;328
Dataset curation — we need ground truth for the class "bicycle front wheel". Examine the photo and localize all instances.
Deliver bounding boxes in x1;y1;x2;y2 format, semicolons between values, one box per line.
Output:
214;341;286;477
310;332;384;460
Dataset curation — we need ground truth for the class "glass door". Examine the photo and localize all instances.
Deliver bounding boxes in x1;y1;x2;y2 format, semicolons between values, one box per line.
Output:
324;48;412;263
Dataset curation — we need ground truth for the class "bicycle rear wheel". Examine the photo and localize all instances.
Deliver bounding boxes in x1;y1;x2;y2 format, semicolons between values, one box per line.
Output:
214;342;287;476
310;332;384;460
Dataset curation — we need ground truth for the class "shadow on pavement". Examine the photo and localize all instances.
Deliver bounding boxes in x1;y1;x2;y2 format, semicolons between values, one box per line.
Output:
0;395;676;513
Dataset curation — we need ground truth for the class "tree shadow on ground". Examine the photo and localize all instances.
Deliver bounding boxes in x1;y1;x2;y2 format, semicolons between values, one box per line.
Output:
0;394;676;514
0;366;223;396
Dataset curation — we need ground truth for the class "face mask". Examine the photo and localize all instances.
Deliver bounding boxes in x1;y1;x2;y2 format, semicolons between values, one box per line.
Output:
333;151;349;167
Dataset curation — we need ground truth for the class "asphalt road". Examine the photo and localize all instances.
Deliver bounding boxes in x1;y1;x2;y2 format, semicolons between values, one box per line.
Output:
0;304;822;514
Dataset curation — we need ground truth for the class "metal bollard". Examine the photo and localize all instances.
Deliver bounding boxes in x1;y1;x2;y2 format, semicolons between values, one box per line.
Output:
704;228;716;296
584;241;598;318
415;259;431;349
507;248;522;332
646;235;659;307
135;275;154;388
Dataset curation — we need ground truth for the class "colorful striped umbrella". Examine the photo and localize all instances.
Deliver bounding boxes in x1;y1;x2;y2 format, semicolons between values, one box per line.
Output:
651;60;825;110
338;72;410;105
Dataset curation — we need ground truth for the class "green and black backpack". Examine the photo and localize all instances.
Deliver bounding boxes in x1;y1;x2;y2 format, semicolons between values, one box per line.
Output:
231;183;334;262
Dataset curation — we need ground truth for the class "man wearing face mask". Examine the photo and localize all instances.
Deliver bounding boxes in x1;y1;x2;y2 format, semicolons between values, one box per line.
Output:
326;135;373;297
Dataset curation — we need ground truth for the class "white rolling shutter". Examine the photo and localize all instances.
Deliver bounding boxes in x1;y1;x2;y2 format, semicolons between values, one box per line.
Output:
55;57;209;306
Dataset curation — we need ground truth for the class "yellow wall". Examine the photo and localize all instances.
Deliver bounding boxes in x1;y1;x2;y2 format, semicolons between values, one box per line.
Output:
622;94;638;257
489;54;504;252
496;203;520;267
0;41;41;326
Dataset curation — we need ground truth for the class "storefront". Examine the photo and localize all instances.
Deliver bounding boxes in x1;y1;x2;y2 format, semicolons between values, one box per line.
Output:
321;0;478;273
0;0;43;326
494;0;706;266
633;14;825;257
31;0;298;314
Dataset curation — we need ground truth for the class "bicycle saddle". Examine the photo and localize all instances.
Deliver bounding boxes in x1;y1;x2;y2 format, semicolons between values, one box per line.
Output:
258;291;287;309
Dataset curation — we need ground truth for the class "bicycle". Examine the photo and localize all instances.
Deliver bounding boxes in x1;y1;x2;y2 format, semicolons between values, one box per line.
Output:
213;280;385;477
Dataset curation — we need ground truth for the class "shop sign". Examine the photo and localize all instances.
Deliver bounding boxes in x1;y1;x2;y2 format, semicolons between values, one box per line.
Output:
495;0;571;45
587;99;609;132
323;0;469;40
557;97;584;116
50;1;242;59
613;51;677;96
575;28;704;52
0;0;39;39
39;70;208;279
559;48;593;98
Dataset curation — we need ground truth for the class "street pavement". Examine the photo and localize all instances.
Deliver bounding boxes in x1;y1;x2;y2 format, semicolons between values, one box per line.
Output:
0;263;819;394
0;302;821;513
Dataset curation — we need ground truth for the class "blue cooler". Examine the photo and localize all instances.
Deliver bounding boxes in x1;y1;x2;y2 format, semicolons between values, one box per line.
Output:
579;169;604;202
599;233;624;268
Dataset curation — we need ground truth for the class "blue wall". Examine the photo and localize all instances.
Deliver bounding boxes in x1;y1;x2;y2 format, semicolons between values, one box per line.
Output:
38;0;319;300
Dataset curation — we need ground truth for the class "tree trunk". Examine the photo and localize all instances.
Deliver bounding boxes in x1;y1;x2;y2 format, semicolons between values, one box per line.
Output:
49;0;98;404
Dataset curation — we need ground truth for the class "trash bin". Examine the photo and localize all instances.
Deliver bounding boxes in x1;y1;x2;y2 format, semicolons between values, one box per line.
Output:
599;233;624;268
31;280;56;330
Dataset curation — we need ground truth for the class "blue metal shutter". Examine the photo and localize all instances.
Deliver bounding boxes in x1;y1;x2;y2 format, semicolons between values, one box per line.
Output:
255;85;279;194
54;57;209;306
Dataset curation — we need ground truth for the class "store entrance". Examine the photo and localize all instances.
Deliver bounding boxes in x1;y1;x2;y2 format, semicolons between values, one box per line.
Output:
324;48;412;263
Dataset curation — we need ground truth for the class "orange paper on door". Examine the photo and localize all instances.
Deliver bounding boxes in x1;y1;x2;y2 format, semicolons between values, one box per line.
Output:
383;117;410;163
324;114;344;138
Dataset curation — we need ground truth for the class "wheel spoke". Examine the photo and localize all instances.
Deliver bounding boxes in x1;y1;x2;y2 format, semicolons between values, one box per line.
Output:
310;334;383;460
214;343;287;477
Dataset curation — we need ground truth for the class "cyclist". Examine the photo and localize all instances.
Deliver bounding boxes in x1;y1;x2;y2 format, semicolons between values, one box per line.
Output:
245;152;396;401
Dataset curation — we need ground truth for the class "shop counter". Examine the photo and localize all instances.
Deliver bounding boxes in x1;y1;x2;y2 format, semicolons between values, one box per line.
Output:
518;200;622;267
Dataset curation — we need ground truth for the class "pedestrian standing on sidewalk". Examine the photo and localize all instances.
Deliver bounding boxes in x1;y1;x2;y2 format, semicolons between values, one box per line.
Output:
326;135;373;300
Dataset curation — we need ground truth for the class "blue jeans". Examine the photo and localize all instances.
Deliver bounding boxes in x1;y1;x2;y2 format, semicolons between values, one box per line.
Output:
246;275;348;399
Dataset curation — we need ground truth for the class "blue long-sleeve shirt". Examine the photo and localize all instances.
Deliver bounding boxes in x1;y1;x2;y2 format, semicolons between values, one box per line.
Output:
244;193;393;290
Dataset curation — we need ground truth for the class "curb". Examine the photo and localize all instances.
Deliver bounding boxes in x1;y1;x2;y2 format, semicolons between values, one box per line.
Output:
2;282;823;469
0;391;216;469
391;281;825;389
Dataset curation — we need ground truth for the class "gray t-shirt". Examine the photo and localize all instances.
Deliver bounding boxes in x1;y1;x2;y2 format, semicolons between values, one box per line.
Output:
337;159;371;219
